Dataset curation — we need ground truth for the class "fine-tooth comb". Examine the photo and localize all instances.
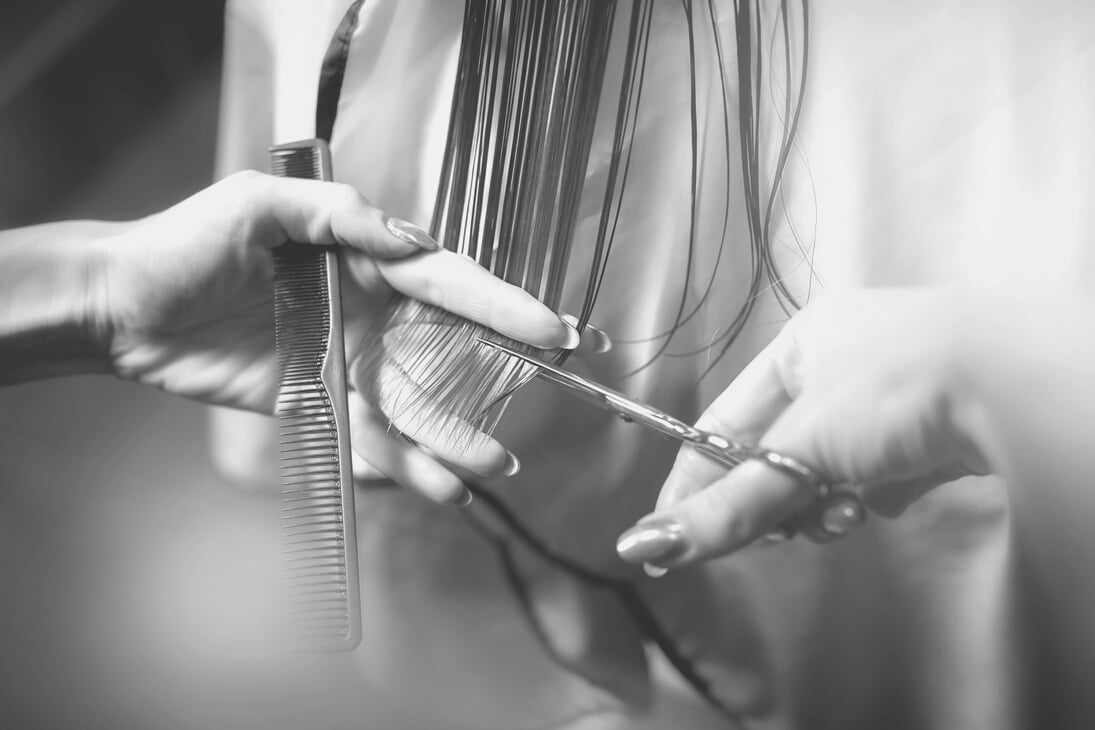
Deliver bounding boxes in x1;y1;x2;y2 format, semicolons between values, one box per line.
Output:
270;139;361;652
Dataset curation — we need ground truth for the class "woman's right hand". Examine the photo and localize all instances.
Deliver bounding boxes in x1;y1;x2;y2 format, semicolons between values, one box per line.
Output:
616;288;993;571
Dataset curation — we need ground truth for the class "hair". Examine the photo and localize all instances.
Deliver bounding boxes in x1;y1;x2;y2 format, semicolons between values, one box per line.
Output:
355;0;812;457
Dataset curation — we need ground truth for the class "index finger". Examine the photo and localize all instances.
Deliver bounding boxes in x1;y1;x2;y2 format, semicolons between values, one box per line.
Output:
656;332;797;511
621;384;874;571
377;250;573;350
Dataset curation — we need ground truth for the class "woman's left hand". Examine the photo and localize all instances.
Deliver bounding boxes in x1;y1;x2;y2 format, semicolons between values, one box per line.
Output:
101;171;571;411
95;172;576;502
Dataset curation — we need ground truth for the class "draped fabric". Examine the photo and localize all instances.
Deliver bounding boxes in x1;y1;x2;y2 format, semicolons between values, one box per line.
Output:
215;1;1095;727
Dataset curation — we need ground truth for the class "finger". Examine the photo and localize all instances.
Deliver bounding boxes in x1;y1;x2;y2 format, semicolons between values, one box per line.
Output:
655;333;799;512
617;455;820;569
230;172;438;258
347;391;471;505
369;356;521;478
653;443;736;515
620;392;838;568
350;449;386;481
625;376;949;567
693;330;799;438
377;250;573;350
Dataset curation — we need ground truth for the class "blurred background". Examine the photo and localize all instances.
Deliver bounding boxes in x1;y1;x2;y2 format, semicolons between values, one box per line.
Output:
0;0;223;228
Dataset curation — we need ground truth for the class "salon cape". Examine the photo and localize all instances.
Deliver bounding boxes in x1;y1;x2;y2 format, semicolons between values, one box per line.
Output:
217;1;1095;727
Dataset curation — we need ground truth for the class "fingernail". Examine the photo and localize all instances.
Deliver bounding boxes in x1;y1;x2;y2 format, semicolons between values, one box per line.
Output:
473;451;521;479
501;451;521;477
589;328;613;354
559;319;580;350
643;563;669;578
452;487;474;508
616;518;688;565
561;313;612;353
385;217;438;250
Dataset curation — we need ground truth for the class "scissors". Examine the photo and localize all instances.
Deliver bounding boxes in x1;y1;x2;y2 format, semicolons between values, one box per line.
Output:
477;338;866;541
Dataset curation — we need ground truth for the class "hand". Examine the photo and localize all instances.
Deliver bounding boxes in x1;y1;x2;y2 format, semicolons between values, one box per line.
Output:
96;171;575;501
616;288;991;571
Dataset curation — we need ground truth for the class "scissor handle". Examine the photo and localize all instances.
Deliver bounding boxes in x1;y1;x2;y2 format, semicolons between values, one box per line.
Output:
689;431;752;468
685;431;866;541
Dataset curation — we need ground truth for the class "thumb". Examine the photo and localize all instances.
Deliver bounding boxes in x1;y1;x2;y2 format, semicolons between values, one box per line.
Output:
616;392;859;568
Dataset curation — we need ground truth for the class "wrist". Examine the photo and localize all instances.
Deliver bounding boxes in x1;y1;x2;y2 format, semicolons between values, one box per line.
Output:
0;221;119;385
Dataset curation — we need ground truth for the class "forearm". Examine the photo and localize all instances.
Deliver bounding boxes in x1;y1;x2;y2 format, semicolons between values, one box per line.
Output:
0;221;120;385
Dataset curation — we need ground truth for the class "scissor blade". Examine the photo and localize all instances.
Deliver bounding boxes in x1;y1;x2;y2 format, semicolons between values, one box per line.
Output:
476;338;706;444
475;338;610;405
476;340;845;543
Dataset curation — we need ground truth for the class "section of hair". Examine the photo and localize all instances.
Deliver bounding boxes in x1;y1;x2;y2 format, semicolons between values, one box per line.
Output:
616;0;814;376
355;0;651;454
354;0;813;453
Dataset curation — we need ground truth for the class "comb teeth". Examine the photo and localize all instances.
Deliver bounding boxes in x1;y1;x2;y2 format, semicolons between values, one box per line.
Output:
271;139;360;652
270;142;328;180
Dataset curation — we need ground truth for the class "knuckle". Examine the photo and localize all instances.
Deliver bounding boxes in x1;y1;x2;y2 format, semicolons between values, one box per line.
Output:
219;170;269;212
224;169;265;193
331;182;364;210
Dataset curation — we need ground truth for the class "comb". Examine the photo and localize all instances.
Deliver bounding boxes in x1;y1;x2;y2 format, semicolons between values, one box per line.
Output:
270;139;361;651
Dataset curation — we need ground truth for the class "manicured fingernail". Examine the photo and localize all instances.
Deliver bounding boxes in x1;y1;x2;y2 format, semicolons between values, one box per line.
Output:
559;319;581;350
616;518;688;565
643;563;669;578
561;313;612;353
452;487;474;508
472;451;520;479
385;217;438;250
501;451;521;477
589;328;613;354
